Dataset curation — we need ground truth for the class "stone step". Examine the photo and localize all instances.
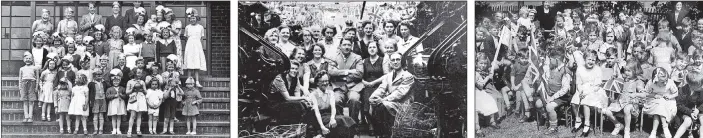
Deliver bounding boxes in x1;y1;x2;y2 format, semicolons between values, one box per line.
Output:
1;134;230;138
2;109;230;122
1;121;230;135
0;89;231;99
2;98;230;110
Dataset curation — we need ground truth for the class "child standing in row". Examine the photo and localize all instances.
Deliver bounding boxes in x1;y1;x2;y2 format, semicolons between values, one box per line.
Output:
161;78;183;134
182;77;202;135
55;78;72;133
126;68;147;137
20;52;41;123
106;69;126;135
89;69;108;134
146;78;164;134
40;59;59;121
67;74;89;135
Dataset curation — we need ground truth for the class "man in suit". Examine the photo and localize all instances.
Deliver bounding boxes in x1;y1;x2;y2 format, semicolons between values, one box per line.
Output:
668;2;687;36
105;2;127;37
80;2;102;35
328;38;364;124
113;55;131;87
124;1;144;25
369;52;416;138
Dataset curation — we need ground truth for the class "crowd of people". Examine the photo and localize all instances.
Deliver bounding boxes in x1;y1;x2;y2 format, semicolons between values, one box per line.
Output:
246;2;428;138
21;1;208;137
475;1;703;138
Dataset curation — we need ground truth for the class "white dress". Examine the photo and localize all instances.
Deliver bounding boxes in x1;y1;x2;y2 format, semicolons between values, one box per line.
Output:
68;85;89;116
184;24;207;71
123;43;141;69
146;89;163;116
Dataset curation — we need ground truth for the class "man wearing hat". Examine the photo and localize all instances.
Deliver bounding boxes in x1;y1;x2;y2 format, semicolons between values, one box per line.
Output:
106;1;127;35
80;2;103;35
125;1;146;25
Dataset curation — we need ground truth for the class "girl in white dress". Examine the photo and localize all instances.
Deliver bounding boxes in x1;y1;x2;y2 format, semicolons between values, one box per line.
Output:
571;50;608;136
67;74;89;134
123;28;142;69
643;67;679;138
184;8;207;87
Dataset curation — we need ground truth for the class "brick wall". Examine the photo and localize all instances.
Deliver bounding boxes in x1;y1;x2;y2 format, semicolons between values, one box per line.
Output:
209;1;231;76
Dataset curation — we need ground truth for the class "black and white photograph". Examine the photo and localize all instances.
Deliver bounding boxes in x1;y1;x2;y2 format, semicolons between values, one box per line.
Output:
238;1;467;138
475;1;703;138
0;1;231;137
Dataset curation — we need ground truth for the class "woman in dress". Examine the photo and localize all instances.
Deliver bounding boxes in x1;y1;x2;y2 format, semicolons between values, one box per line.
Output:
300;29;316;53
108;26;124;68
40;59;59;121
360;41;386;134
360;21;379;58
302;44;335;91
123;28;142;69
278;26;297;57
308;73;356;138
643;67;679;138
396;21;423;55
32;9;54;34
380;21;401;47
125;68;147;137
57;7;79;37
184;9;207;88
67;74;90;135
319;25;340;59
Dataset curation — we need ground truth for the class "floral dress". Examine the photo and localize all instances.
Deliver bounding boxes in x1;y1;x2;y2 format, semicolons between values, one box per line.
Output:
40;70;57;103
55;88;72;113
607;78;646;117
107;39;124;68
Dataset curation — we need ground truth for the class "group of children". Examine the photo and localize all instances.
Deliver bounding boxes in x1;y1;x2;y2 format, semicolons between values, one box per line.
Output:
20;3;208;136
476;3;703;138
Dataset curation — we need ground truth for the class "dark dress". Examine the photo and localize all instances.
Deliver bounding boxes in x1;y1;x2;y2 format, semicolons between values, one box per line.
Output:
263;74;310;125
362;57;384;113
157;40;177;59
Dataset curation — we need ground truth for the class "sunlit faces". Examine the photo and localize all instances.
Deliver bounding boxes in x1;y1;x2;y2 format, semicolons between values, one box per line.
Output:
289;63;299;77
156;12;164;21
317;74;330;89
65;10;74;19
367;42;379;56
138;16;145;25
267;31;279;43
128;35;136;44
384;22;395;34
605;32;615;43
280;27;291;40
528;12;535;21
42;12;50;22
118;57;126;66
363;24;374;36
585;52;596;69
62;60;71;68
633;14;642;24
312;45;324;58
344;29;356;40
112;5;120;14
623;66;634;79
161;29;171;38
619;13;627;22
494;12;504;22
390;53;402;69
698;19;703;31
324;28;335;39
477;56;489;71
556;17;564;27
165;13;173;21
384;42;396;53
302;31;312;42
676;2;683;11
136;60;145;69
47;60;57;70
86;45;94;53
67;45;76;54
34;37;44;47
294;49;305;62
340;39;353;54
656;68;668;82
88;3;97;14
588;31;598;42
490;27;499;37
23;55;32;64
399;25;410;37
